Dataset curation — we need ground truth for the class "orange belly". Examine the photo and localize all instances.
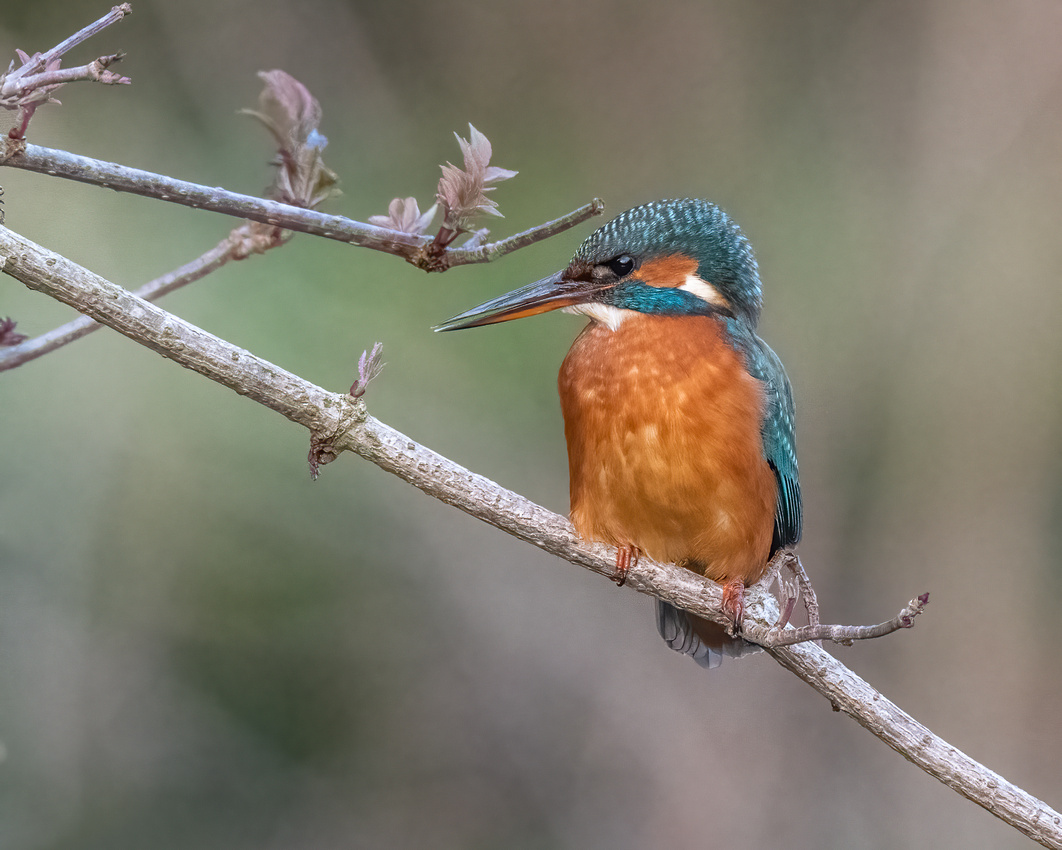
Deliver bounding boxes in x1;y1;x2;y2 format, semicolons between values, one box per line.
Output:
558;313;777;586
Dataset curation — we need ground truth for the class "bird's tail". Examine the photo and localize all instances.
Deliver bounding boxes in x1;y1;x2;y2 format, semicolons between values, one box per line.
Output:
655;599;761;669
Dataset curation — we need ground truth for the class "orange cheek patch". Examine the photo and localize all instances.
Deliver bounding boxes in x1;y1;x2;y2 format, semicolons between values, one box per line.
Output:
637;254;699;288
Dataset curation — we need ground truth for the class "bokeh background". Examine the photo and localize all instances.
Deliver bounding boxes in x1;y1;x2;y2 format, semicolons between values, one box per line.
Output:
3;1;1062;848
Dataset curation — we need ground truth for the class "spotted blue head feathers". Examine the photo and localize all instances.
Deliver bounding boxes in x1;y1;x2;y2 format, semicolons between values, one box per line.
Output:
573;199;763;325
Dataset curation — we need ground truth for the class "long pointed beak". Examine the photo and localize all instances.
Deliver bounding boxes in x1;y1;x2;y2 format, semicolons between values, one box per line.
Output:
434;270;605;331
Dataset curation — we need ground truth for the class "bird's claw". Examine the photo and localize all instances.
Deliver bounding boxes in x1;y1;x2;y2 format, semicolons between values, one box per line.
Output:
721;578;746;636
612;545;640;586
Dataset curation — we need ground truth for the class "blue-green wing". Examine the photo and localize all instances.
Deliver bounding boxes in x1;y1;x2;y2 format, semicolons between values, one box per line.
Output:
728;322;802;551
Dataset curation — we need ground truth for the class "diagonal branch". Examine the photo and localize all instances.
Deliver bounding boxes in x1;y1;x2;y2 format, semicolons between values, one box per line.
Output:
0;221;287;371
1;225;1060;850
0;143;603;270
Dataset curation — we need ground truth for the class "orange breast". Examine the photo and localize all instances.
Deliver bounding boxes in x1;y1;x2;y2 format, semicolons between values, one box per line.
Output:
558;314;777;585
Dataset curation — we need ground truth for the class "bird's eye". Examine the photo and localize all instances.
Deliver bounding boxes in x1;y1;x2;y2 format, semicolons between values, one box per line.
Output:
606;255;635;277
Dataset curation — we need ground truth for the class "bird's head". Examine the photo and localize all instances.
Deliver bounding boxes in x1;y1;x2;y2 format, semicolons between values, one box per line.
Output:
435;198;763;333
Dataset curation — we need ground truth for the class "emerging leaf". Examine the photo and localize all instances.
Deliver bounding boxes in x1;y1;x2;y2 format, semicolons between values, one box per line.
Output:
241;70;338;209
369;197;438;235
350;342;385;398
436;124;517;235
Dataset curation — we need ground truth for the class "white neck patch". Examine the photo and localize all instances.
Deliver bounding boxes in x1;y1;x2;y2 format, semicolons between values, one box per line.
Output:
678;273;728;307
562;302;633;331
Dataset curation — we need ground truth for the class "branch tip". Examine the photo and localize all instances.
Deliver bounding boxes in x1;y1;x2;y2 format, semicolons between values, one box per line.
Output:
1;4;134;138
745;589;931;649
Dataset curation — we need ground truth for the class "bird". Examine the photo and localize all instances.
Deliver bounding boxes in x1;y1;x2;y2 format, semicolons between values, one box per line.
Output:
435;198;801;668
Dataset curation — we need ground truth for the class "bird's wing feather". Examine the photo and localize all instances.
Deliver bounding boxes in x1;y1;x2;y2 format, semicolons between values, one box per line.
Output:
726;321;802;551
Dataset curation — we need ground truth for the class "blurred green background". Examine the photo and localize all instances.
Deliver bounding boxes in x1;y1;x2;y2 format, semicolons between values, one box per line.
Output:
3;1;1062;848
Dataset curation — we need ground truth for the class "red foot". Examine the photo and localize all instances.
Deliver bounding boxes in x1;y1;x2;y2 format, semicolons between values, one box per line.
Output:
613;545;640;587
720;578;746;635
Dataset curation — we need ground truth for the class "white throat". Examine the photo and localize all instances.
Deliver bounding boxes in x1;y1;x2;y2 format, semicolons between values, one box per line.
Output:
562;303;633;331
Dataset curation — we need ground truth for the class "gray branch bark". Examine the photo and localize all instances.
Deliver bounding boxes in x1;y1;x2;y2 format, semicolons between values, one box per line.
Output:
2;225;1060;849
0;142;603;271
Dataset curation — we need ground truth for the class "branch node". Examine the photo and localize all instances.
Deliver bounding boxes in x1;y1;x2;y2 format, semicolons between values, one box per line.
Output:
308;431;340;481
307;397;365;479
1;137;26;162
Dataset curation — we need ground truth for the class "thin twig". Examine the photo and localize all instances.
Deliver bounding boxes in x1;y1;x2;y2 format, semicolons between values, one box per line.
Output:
0;222;286;371
2;225;1061;849
0;5;133;137
442;198;607;266
7;53;128;95
745;593;930;648
0;143;603;270
34;4;132;68
0;4;130;91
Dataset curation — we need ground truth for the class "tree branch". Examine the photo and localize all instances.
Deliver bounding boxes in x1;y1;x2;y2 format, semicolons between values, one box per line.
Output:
23;4;131;71
0;142;603;270
2;224;1060;849
745;593;929;648
0;222;286;371
442;198;607;266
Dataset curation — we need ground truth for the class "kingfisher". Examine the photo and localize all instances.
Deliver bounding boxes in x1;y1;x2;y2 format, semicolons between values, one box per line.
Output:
436;199;801;668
